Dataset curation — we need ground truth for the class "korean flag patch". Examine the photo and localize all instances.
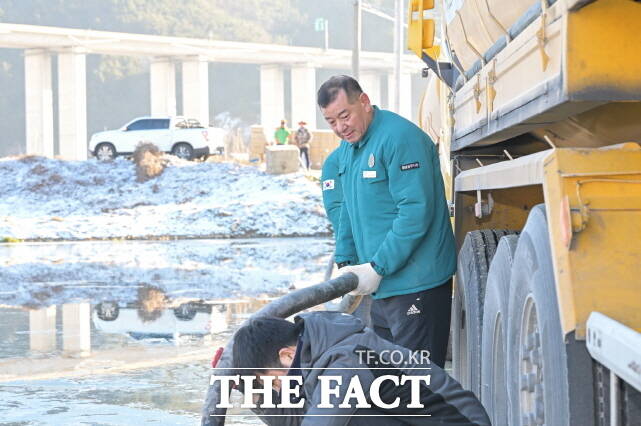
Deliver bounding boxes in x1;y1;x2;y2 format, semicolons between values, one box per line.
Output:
323;179;335;191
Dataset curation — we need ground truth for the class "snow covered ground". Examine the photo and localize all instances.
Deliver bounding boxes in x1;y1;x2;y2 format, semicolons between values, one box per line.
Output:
0;155;330;241
0;155;337;425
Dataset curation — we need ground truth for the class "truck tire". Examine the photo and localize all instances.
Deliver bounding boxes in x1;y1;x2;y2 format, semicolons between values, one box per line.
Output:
452;229;515;397
594;361;641;426
481;234;519;424
507;204;570;426
623;381;641;425
172;142;194;160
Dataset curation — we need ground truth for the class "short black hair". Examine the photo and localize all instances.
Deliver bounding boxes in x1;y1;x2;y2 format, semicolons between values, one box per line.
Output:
232;317;301;375
317;75;363;108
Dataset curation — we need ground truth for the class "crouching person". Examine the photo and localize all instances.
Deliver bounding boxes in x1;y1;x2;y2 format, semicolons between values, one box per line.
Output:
230;311;490;425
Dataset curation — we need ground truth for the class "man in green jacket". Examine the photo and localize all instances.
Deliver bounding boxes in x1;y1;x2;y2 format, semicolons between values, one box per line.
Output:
274;119;290;145
322;148;394;339
317;75;456;368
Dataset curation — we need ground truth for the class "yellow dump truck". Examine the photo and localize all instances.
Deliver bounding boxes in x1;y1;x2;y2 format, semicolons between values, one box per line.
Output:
408;0;641;424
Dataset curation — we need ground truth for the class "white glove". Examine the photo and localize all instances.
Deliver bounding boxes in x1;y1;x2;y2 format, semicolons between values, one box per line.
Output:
341;263;383;296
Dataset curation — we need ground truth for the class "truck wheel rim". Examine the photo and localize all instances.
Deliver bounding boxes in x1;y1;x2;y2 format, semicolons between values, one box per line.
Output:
519;296;545;426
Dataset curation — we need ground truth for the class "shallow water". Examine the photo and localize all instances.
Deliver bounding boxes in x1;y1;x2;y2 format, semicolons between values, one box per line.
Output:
0;237;334;425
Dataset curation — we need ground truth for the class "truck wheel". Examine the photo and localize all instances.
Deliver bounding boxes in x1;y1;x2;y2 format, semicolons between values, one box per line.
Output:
481;234;519;424
172;143;194;160
95;142;116;161
594;361;641;425
452;230;493;394
622;381;641;425
507;205;570;426
452;229;515;396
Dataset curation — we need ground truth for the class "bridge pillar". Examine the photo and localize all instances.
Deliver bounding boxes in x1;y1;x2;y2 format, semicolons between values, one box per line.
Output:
58;48;87;160
182;56;209;126
150;57;176;117
290;64;316;129
24;49;54;158
359;71;382;107
387;72;412;120
260;64;285;140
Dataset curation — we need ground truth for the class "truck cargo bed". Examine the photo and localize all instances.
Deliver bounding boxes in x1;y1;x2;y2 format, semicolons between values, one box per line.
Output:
442;0;641;151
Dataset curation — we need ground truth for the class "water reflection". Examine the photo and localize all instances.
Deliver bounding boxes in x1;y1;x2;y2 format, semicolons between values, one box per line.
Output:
29;305;57;353
94;285;227;344
1;297;277;372
0;298;277;424
0;237;333;424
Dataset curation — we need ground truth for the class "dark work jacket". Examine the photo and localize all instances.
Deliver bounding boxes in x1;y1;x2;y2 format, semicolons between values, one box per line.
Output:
250;312;490;426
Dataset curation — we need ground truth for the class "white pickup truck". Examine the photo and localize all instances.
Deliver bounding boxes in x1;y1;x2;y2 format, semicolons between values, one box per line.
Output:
89;116;226;161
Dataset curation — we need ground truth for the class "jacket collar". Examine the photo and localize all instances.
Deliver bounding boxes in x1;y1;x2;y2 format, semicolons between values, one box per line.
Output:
352;105;380;150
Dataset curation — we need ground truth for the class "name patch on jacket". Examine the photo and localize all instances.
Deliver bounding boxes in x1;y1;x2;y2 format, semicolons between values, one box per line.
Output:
400;162;420;171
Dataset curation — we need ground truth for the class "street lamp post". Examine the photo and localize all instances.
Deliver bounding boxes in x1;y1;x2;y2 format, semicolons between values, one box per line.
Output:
314;18;330;50
359;1;407;113
393;0;402;112
324;19;329;50
352;0;362;80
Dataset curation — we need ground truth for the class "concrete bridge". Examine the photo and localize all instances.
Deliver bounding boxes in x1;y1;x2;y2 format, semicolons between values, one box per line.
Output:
0;23;423;160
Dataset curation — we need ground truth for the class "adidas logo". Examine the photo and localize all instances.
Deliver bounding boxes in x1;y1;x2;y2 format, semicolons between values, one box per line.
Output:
406;304;421;316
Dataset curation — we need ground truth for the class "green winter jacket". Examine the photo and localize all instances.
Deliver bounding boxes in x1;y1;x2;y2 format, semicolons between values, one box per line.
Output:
335;107;456;299
274;127;290;145
321;148;343;235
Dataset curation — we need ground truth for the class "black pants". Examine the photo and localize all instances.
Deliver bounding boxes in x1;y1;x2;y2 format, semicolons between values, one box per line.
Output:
299;147;310;169
373;279;452;368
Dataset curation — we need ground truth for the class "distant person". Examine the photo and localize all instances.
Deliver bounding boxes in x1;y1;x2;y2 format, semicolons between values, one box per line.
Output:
274;120;290;145
294;121;312;170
